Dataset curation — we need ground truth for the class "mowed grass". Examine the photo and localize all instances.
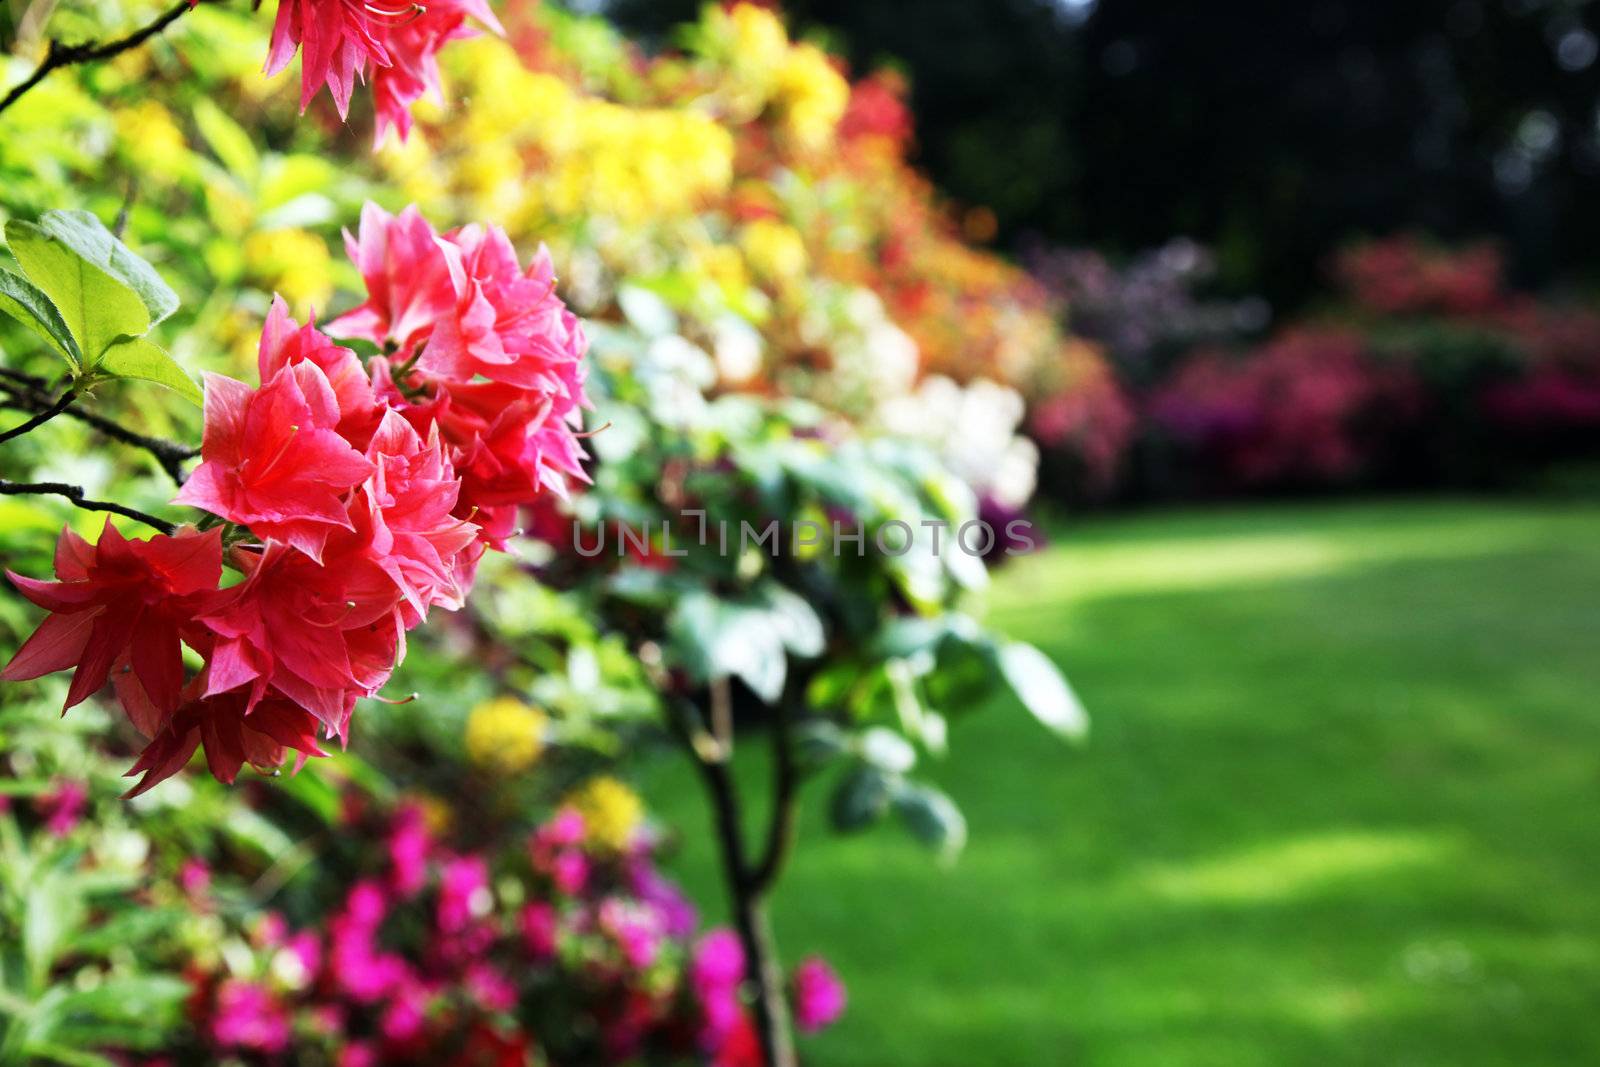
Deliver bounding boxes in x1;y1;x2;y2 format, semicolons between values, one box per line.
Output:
639;499;1600;1067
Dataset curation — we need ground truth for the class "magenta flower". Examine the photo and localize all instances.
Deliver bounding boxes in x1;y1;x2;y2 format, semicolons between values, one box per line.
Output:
519;901;558;960
386;801;432;898
692;928;747;1047
36;780;87;837
179;859;212;899
436;854;490;935
792;956;847;1033
209;979;292;1054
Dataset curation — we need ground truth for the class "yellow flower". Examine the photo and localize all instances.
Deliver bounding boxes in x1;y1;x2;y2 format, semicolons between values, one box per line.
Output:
740;219;808;285
465;697;548;774
774;43;849;151
562;775;643;852
113;100;191;181
242;228;334;315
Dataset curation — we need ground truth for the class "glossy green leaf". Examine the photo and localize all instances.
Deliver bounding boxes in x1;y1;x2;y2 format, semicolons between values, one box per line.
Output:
34;210;178;327
829;763;894;831
997;641;1088;741
0;267;82;368
893;781;967;859
97;338;202;405
756;581;825;657
6;219;149;365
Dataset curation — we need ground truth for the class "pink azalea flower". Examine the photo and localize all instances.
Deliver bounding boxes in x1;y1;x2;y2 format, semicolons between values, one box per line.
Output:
258;295;380;445
536;807;587;850
328;203;459;357
264;0;391;119
36;780;87;837
550;849;590;897
519;901;558;959
792;956;847;1033
370;0;503;147
379;977;432;1042
436;854;490;934
2;521;222;719
337;1043;379;1067
209;979;292;1054
465;962;518;1013
387;801;432;898
599;897;663;970
692;928;747;1048
197;543;402;735
175;365;373;562
180;859;212;900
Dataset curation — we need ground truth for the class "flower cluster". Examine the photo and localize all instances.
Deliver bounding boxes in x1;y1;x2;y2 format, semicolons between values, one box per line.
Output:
169;798;843;1066
2;203;589;795
265;0;501;145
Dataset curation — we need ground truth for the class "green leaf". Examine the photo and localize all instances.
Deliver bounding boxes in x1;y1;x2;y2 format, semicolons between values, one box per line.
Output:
859;726;916;773
0;267;82;368
667;590;787;703
192;98;260;186
5;220;150;365
34;211;178;327
756;581;824;657
793;720;848;770
997;641;1089;741
97;338;202;405
893;782;967;860
829;764;894;831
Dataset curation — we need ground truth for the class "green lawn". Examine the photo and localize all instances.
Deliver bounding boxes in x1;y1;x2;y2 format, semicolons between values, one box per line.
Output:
642;499;1600;1066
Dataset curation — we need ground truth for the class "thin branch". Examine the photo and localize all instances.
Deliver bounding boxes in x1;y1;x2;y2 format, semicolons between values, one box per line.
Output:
748;678;803;894
0;386;76;444
0;379;195;483
0;0;203;118
0;480;175;533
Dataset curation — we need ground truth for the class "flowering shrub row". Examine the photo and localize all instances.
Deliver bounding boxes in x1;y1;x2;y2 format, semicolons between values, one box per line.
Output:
1031;236;1600;499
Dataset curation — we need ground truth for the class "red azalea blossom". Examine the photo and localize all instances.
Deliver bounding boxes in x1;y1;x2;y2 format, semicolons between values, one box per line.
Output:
199;542;403;736
2;521;221;714
348;410;479;618
176;363;374;562
5;201;592;794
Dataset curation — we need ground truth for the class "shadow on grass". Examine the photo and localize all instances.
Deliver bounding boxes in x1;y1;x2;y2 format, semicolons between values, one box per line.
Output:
640;500;1600;1067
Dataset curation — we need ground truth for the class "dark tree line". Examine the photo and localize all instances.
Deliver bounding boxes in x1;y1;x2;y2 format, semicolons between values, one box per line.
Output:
603;0;1600;309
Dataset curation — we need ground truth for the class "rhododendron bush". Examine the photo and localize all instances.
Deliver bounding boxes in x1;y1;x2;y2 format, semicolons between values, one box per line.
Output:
2;203;588;795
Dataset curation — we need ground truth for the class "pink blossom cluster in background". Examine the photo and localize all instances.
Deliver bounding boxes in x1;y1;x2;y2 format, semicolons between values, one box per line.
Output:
157;800;845;1066
2;203;589;796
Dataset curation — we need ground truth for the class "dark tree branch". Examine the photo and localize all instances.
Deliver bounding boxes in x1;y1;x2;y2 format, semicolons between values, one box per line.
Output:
671;694;799;1067
0;0;204;117
0;386;76;444
0;378;195;484
0;480;175;533
748;677;803;895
